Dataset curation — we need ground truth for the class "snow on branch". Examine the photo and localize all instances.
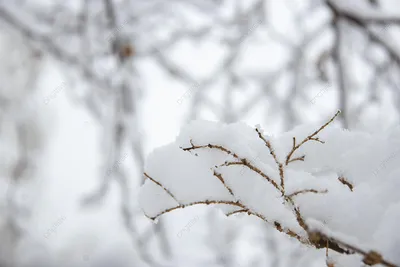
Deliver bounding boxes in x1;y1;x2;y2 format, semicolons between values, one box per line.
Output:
139;111;400;266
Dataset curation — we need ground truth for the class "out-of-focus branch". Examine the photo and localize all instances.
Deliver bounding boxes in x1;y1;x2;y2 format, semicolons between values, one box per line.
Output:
0;5;105;120
0;6;112;91
327;0;400;65
327;0;400;23
332;17;349;129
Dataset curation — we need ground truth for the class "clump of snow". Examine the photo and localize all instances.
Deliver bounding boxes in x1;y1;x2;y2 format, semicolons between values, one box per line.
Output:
139;112;400;266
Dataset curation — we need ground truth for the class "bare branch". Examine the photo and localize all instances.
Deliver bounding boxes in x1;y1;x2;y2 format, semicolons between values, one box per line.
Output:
255;128;285;190
144;172;180;203
338;176;354;192
309;231;398;267
213;171;235;196
147;200;246;221
226;209;304;243
184;141;281;191
287;189;328;198
285;110;341;165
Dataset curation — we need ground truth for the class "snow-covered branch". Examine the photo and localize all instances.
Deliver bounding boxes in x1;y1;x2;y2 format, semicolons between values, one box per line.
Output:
140;111;400;266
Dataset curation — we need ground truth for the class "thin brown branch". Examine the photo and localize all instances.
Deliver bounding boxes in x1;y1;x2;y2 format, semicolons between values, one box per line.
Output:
287;189;328;198
147;200;246;221
309;231;398;267
284;196;309;233
183;141;281;191
272;221;304;242
144;172;180;203
308;231;354;255
213;171;234;196
285;110;341;165
310;137;325;144
287;155;305;164
228;208;268;222
183;140;239;158
226;209;248;216
338;176;353;192
255;128;280;165
227;209;304;243
222;161;280;191
255;128;285;191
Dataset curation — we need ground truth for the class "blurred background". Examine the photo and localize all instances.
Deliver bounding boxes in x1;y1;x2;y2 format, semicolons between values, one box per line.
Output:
0;0;400;266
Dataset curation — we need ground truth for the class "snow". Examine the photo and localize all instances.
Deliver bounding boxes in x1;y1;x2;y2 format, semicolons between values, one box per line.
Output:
140;113;400;266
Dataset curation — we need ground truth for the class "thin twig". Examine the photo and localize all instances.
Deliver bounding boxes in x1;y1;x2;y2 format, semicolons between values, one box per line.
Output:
221;161;280;191
287;155;306;164
147;200;246;221
285;110;341;165
144;172;180;203
255;128;285;191
226;209;304;242
213;171;234;196
284;196;309;233
183;141;281;191
338;176;353;191
287;189;328;198
310;231;398;267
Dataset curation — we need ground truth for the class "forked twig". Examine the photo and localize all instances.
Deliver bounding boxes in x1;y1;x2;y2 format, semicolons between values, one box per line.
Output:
183;142;281;191
254;124;328;234
285;110;341;165
287;155;306;164
255;128;285;191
